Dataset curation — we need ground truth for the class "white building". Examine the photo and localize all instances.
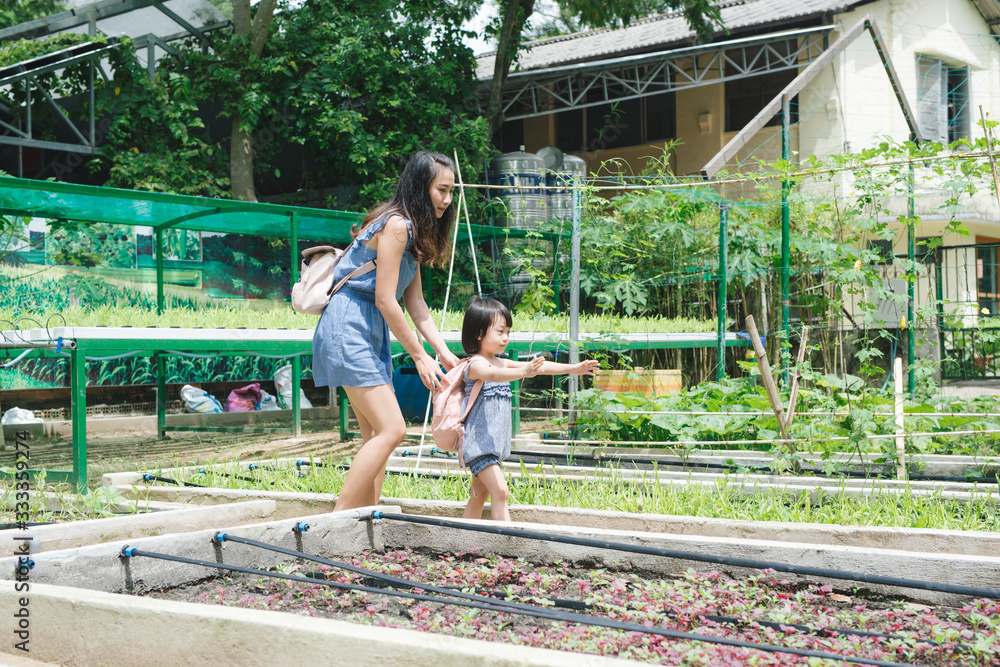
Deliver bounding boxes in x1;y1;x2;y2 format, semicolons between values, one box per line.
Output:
479;0;1000;378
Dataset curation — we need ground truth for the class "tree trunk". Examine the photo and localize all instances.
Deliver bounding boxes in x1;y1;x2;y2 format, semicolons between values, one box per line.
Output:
228;0;278;202
230;118;256;202
485;0;536;138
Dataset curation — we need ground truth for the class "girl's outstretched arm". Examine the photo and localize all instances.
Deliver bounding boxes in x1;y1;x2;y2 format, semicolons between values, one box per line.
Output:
467;356;545;382
507;356;600;376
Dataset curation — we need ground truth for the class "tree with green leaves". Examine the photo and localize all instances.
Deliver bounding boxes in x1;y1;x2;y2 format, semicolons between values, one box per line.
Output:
270;0;490;204
0;0;64;29
96;0;490;207
483;0;724;136
228;0;278;201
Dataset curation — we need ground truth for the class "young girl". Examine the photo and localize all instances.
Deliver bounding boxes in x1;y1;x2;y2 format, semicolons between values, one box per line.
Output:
459;297;599;521
314;151;460;512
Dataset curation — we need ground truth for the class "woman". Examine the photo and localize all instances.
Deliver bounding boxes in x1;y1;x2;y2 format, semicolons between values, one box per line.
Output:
313;151;461;510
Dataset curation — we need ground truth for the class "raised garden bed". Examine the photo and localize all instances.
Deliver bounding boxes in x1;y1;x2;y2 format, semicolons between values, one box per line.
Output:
149;547;1000;665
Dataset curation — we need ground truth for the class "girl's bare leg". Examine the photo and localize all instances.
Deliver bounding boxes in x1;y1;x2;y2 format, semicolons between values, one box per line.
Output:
334;384;406;511
474;464;510;522
463;475;489;519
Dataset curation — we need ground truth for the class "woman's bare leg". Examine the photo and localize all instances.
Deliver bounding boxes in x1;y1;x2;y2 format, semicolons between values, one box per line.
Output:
463;475;489;519
334;384;406;511
350;404;382;503
474;464;510;522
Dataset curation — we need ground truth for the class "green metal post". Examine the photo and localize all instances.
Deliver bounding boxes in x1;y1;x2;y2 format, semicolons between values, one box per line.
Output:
70;346;87;492
780;95;791;385
155;228;165;315
907;163;916;394
717;204;729;381
156;353;166;438
935;246;945;364
511;378;520;437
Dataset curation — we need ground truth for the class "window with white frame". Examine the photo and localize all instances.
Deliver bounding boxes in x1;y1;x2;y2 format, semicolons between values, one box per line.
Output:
916;54;970;143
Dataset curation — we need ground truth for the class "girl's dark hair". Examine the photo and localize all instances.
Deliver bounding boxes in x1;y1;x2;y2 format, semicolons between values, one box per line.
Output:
353;151;455;266
462;297;513;354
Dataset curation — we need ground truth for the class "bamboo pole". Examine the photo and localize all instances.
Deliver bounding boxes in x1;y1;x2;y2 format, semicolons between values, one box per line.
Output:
745;315;789;442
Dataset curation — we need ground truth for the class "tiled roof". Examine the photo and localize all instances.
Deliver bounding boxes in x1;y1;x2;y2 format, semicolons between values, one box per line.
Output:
476;0;860;79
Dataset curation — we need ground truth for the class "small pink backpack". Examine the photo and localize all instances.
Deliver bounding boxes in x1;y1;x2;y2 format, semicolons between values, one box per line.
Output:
432;357;484;467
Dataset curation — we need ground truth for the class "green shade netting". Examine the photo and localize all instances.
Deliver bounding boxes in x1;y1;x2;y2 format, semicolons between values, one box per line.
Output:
0;176;557;244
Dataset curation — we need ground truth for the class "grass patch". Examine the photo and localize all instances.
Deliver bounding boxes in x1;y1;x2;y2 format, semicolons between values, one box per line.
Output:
174;457;1000;532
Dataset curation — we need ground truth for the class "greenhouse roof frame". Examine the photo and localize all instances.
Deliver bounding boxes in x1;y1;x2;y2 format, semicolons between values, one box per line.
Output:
0;0;231;172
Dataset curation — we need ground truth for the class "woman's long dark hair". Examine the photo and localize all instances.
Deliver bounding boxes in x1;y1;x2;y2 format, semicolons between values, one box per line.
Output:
353;151;455;266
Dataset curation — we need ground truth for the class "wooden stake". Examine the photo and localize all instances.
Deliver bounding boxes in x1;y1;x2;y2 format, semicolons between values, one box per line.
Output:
745;316;789;444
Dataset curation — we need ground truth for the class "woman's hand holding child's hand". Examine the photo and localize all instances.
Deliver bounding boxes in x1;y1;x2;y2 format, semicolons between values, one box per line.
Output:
572;359;600;376
522;355;545;378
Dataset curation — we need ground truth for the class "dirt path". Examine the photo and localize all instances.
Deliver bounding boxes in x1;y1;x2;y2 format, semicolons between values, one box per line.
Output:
1;421;361;485
2;419;556;485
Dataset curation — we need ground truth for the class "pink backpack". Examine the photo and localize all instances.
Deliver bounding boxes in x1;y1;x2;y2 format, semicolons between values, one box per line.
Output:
432;357;484;467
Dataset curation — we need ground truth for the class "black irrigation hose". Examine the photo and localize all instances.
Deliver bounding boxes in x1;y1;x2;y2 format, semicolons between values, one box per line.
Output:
0;521;54;529
403;450;998;486
908;473;1000;484
205;536;914;667
329;574;959;654
401;451;453;460
119;547;544;623
142;474;205;488
373;512;1000;601
197;469;273;486
296;460;466;482
216;533;562;617
297;462;448;481
508;450;1000;485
